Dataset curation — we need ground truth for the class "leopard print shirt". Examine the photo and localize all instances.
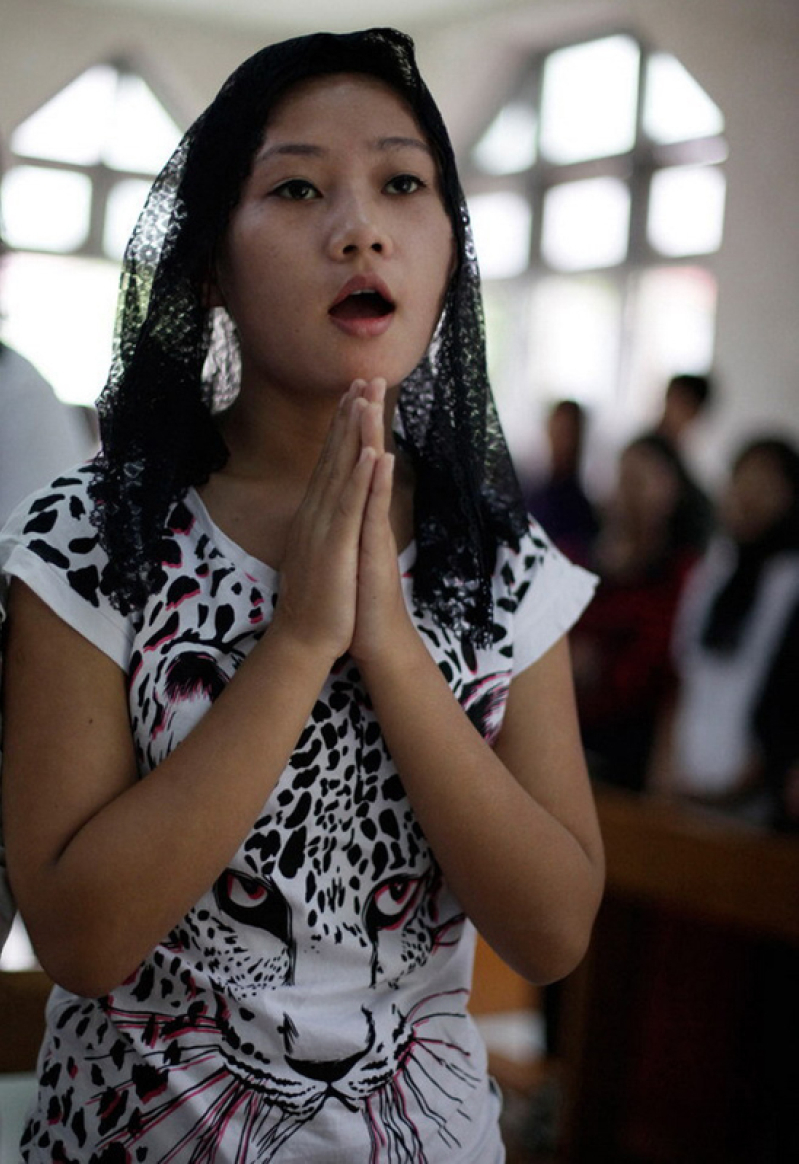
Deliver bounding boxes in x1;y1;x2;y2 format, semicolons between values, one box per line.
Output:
0;465;595;1163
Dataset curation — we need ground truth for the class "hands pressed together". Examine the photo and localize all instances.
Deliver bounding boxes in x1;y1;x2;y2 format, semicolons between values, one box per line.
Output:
272;377;412;668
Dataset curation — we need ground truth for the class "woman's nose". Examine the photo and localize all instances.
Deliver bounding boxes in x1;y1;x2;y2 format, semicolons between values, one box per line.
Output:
327;195;392;260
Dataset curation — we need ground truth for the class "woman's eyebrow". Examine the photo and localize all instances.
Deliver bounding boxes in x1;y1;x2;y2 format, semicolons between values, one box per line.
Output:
374;136;433;156
254;142;325;166
254;136;432;167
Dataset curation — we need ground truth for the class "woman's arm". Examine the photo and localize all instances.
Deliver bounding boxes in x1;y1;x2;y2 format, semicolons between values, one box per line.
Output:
1;388;376;997
2;580;333;996
358;630;605;985
352;382;604;984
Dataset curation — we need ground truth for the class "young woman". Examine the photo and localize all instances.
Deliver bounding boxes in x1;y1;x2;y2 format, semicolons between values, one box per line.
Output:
571;433;706;791
0;29;603;1161
652;436;799;823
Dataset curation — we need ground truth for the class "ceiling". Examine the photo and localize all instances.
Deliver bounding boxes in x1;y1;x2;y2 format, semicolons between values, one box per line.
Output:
71;0;529;35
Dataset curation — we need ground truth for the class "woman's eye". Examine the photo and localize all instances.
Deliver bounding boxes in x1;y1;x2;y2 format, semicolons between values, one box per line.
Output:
385;173;425;196
273;179;319;201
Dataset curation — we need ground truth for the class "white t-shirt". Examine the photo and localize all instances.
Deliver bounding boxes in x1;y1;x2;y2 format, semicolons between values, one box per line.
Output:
0;465;595;1163
672;538;799;794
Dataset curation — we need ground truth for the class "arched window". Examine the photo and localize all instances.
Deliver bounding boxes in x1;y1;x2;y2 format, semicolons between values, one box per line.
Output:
0;60;183;407
466;32;726;477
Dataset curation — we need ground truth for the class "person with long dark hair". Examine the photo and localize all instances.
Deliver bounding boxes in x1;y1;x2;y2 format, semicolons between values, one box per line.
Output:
0;30;602;1161
571;432;707;790
652;435;799;823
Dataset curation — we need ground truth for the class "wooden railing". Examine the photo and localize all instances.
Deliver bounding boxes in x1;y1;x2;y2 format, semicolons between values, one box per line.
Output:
558;786;799;1163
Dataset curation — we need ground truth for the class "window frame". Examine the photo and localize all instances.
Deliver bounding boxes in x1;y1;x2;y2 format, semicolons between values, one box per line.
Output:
3;55;185;262
464;29;728;277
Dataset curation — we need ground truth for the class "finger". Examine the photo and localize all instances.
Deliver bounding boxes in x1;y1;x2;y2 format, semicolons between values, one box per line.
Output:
309;392;366;502
304;382;355;485
329;445;377;535
372;451;395;511
361;377;387;406
361;452;395;540
359;379;387;458
359;400;384;459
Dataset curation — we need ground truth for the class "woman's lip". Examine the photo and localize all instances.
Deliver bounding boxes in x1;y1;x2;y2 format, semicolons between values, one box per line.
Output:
330;273;395;310
329;311;395;339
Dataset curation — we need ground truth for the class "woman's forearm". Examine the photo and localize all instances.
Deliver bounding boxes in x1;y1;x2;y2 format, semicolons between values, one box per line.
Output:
4;612;333;997
358;629;604;985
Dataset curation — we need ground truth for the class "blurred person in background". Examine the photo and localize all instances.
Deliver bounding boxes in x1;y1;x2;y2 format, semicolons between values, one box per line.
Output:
753;593;799;832
0;137;95;526
523;398;599;567
650;435;799;825
571;432;709;791
642;371;716;549
652;372;715;449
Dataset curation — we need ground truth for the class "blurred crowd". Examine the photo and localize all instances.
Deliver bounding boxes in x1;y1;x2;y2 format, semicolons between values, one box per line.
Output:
522;375;799;834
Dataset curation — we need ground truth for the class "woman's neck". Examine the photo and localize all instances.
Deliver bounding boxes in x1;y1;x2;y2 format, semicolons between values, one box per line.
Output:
217;380;400;488
201;379;413;568
216;392;333;487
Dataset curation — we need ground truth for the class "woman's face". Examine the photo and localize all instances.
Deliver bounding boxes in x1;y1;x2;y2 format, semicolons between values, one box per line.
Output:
615;444;679;526
212;72;455;404
721;449;795;543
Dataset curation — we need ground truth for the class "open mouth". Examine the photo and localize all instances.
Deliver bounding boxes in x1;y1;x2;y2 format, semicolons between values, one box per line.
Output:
329;289;395;321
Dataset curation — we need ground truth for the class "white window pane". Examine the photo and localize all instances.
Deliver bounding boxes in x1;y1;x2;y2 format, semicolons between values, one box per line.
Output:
648;165;726;256
540;36;640;164
104;178;152;260
472;102;537;175
542;177;629;271
11;65;116;165
623;265;717;425
469;191;532;280
644;54;724;145
1;252;119;406
104;74;182;173
528;274;622;405
2;165;91;252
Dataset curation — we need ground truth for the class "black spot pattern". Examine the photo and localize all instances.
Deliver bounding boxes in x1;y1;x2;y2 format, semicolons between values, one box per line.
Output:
0;467;587;1162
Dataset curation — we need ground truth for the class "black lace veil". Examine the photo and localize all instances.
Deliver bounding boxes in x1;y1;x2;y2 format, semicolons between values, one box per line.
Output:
90;27;528;643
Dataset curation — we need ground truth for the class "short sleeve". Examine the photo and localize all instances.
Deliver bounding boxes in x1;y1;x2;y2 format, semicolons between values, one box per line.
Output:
509;521;597;676
0;467;135;671
0;468;136;951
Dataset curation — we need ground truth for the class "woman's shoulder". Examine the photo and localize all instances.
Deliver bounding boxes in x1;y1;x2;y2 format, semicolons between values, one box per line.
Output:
0;464;140;666
497;517;598;674
494;516;591;599
0;462;98;551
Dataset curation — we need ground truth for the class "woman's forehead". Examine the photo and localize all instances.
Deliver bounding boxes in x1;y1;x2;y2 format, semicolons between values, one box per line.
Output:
264;71;422;136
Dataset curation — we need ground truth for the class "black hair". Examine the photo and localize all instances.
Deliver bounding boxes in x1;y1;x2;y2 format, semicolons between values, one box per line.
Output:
623;431;710;554
701;434;799;652
666;372;715;412
89;28;527;644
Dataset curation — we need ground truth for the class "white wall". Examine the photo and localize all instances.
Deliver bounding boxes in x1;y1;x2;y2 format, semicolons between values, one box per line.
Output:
2;0;798;482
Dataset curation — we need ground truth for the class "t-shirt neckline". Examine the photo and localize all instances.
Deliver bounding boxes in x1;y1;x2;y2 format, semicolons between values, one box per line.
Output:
186;487;416;584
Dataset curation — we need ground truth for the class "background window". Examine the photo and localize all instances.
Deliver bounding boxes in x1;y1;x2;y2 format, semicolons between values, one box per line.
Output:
468;32;726;477
0;61;183;407
541;177;630;271
539;35;640;164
